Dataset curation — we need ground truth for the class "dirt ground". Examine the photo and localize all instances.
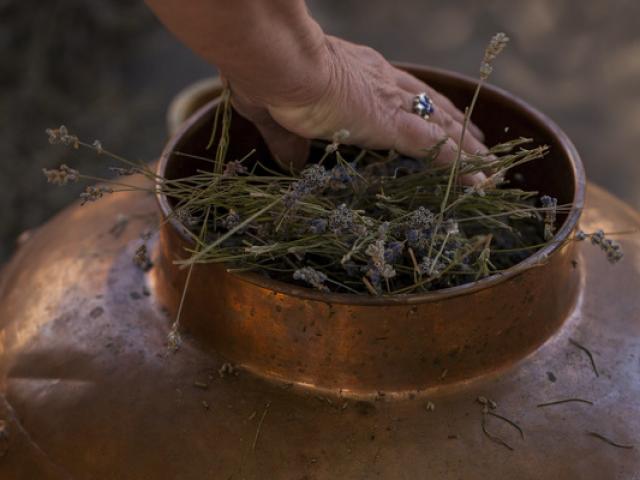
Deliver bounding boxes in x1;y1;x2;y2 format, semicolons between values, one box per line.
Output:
1;0;639;261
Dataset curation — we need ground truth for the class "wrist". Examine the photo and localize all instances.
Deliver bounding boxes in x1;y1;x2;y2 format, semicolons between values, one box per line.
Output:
222;14;330;107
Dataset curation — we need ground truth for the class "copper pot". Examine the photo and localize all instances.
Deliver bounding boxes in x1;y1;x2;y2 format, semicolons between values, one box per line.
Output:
1;65;639;479
154;65;584;396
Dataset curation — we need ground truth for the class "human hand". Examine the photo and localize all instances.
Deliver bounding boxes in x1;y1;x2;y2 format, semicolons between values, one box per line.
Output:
229;35;488;182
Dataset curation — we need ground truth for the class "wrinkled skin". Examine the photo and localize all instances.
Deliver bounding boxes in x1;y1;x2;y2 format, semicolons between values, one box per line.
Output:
146;0;488;180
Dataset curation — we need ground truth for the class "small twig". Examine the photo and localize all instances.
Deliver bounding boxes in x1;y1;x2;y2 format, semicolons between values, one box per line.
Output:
168;207;211;350
481;414;514;451
487;411;524;439
252;401;271;452
537;398;594;408
587;431;634;449
362;276;379;296
569;338;600;377
407;247;420;284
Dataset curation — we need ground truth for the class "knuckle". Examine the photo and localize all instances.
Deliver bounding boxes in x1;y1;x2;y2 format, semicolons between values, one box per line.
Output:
437;111;454;128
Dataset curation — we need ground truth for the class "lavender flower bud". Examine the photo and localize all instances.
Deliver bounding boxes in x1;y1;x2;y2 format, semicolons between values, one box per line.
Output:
45;125;79;148
293;267;330;292
80;186;113;206
408;207;435;230
284;164;330;208
43;164;80;185
328;204;357;235
384;241;404;264
365;240;397;281
418;257;445;276
222;160;248;177
221;209;241;230
480;32;509;80
309;218;328;235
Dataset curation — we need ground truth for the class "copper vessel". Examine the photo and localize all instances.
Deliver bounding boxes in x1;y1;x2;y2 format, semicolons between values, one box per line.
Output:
1;66;639;479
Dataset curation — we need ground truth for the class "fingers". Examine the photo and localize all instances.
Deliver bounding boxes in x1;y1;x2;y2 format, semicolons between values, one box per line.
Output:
230;91;310;172
251;119;310;172
398;86;489;157
430;107;489;156
393;110;457;163
394;69;485;142
392;111;487;185
460;172;487;185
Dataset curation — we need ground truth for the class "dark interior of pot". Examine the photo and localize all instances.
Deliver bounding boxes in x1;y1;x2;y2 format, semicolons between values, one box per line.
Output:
161;67;583;236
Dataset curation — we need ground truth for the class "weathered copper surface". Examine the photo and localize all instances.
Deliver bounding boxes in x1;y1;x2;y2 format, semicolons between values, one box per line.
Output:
0;67;639;478
1;181;639;479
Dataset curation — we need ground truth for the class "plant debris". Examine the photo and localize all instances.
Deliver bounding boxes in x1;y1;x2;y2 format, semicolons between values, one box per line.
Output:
587;431;634;449
569;338;600;377
481;414;514;451
537;398;594;408
133;244;153;271
477;396;497;411
252;401;271;452
477;396;523;450
218;362;239;378
575;229;624;263
487;411;524;439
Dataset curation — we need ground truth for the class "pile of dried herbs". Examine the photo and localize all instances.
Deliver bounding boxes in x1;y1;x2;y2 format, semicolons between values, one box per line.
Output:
163;131;561;295
43;33;622;296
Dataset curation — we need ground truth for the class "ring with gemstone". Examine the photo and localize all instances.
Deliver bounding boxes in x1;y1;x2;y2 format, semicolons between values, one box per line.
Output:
412;92;435;120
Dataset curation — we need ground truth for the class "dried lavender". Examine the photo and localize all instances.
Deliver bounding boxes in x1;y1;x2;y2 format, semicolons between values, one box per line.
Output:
133;244;153;271
220;209;241;230
222;160;248;177
109;166;138;176
409;207;435;230
328;204;368;236
80;186;113;206
541;195;558;240
418;257;445;276
308;218;327;235
42;117;591;295
364;240;397;290
174;207;200;228
444;220;460;235
283;164;330;208
576;229;624;263
325;129;350;154
92;140;104;154
43;164;79;185
480;32;510;80
46;125;79;148
293;267;329;292
327;163;354;190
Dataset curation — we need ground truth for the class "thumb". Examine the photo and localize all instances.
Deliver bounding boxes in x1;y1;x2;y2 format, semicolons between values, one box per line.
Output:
229;91;309;172
249;115;310;173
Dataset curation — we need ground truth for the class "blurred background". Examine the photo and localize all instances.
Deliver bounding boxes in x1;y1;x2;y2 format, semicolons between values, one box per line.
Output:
1;0;639;262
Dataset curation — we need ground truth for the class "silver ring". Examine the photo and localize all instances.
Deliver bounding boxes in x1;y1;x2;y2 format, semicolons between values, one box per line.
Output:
412;92;435;120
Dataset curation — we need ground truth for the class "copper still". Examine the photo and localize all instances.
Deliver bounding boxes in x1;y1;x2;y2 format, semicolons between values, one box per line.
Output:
1;66;639;479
